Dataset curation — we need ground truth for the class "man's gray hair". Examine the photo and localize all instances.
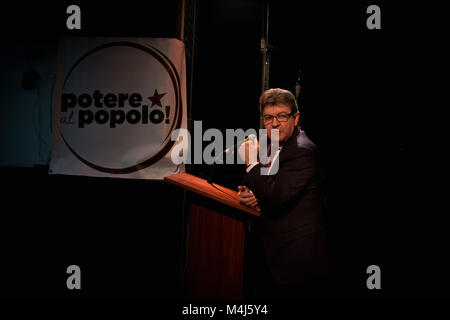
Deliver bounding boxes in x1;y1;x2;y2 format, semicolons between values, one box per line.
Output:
259;88;299;114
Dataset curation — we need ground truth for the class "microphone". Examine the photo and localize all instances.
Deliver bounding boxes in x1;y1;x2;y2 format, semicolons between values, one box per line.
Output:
215;134;256;163
207;134;257;184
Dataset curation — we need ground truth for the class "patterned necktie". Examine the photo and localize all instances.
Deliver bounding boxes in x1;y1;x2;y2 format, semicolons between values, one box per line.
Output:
265;144;274;168
266;144;281;170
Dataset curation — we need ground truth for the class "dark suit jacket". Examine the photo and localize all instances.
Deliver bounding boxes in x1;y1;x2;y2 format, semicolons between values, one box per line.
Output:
244;127;329;285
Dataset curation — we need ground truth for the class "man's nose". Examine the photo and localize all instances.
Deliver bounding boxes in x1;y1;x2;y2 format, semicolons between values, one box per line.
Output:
271;117;280;127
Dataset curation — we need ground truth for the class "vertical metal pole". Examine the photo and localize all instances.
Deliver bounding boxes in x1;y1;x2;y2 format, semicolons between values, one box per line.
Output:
188;0;197;133
260;0;270;128
180;0;186;41
261;0;270;94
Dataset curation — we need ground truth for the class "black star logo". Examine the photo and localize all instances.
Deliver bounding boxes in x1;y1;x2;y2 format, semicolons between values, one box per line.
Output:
148;89;167;107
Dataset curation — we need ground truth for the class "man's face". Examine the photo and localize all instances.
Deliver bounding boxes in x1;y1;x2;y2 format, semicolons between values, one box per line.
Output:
262;103;299;144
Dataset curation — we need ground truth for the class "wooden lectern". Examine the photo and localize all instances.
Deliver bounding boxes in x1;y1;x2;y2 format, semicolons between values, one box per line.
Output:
164;172;260;300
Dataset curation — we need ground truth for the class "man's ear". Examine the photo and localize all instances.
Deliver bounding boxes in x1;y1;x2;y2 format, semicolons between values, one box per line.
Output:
294;112;300;126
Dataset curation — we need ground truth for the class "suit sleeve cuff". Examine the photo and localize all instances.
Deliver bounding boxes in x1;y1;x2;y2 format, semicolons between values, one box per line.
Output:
246;162;259;173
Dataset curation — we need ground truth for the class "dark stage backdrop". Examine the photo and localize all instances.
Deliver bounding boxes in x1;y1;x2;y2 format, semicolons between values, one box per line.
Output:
0;0;446;301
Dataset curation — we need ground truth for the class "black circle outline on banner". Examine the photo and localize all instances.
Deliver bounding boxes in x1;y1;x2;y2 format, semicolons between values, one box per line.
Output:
59;41;183;174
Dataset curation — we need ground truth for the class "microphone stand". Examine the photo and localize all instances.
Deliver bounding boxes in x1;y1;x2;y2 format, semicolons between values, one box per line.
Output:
206;163;217;184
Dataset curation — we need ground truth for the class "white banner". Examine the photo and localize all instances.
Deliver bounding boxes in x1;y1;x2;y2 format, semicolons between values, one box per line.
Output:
50;37;187;179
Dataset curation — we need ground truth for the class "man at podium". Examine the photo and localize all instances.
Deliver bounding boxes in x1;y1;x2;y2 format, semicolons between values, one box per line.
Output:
238;88;329;299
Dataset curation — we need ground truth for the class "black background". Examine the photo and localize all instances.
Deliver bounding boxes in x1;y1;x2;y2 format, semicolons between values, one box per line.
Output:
0;0;446;307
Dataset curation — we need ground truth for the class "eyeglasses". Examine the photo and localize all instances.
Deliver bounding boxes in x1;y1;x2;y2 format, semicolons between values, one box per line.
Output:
261;112;295;124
